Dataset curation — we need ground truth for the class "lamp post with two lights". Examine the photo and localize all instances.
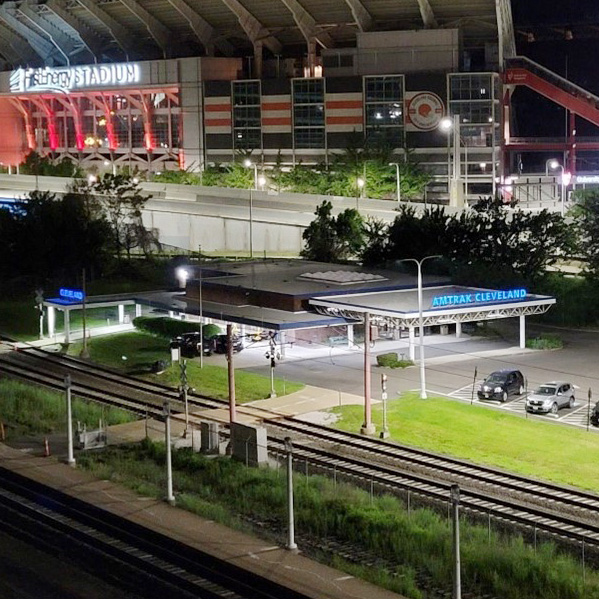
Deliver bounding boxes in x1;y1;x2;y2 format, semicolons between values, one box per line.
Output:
545;159;570;216
439;115;466;208
398;255;441;400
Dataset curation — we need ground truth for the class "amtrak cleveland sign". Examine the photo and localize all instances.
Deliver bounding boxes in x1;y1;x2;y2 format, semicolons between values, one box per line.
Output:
431;288;527;308
10;63;140;94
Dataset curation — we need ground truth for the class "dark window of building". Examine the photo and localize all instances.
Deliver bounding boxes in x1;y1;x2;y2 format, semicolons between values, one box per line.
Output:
293;78;325;149
449;73;499;148
364;75;404;146
232;80;261;150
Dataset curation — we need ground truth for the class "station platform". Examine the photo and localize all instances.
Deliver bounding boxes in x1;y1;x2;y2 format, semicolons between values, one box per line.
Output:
0;442;405;599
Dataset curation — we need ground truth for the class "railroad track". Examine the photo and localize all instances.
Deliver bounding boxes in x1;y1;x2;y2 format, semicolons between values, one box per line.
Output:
3;345;599;549
0;466;311;599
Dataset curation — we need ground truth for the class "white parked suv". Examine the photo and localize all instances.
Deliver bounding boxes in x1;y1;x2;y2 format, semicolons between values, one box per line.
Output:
525;381;575;414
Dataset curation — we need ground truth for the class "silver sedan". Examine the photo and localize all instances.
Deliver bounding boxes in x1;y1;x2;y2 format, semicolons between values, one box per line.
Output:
525;381;575;415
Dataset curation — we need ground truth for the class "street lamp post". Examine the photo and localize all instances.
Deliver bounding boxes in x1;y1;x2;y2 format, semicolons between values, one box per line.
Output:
198;247;204;369
545;159;567;216
440;115;465;208
398;255;441;399
243;159;257;257
356;177;365;210
389;162;401;206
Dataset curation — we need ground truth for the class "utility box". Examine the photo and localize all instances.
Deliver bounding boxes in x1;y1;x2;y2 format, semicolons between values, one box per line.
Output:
230;422;268;466
77;427;107;450
201;421;220;454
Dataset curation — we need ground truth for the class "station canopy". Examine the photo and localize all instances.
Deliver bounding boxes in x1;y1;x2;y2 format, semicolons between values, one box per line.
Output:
310;285;556;328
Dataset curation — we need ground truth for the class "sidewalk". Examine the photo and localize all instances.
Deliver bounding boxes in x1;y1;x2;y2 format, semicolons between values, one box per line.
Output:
0;442;405;599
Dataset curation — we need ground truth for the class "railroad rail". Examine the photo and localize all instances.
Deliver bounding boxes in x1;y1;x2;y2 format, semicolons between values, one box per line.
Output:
0;466;311;599
3;346;599;549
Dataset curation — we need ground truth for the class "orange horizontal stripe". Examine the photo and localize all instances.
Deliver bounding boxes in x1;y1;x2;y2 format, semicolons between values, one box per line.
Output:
326;115;363;125
262;117;292;126
205;118;231;126
205;103;231;112
326;100;363;109
262;101;291;111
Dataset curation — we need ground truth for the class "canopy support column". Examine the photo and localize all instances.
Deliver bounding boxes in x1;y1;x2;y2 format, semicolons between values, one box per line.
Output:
361;312;375;435
519;314;526;349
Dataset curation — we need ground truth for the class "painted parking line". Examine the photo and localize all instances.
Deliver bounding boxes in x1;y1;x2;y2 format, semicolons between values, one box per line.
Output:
447;382;527;409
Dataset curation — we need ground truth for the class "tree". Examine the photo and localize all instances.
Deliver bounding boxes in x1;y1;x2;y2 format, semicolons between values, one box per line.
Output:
361;218;390;266
301;201;365;262
384;205;448;262
450;197;573;286
570;189;599;276
359;197;573;287
7;190;113;282
86;174;153;259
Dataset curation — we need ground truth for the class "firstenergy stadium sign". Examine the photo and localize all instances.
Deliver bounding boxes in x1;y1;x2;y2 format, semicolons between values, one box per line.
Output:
10;63;140;94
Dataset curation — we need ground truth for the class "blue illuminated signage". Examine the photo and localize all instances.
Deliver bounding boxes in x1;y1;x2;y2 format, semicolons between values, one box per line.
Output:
59;288;84;302
432;288;527;308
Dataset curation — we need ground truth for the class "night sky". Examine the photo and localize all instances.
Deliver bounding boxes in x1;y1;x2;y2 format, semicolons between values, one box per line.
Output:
510;1;599;169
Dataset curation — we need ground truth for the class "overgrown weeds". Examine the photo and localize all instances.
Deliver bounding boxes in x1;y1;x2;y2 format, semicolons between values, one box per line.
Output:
78;440;599;599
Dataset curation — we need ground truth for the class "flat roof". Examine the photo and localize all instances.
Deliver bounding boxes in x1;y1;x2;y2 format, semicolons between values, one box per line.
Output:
185;259;449;298
139;291;358;331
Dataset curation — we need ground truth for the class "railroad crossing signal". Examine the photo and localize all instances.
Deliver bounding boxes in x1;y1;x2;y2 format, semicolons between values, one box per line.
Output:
381;373;388;392
179;360;188;387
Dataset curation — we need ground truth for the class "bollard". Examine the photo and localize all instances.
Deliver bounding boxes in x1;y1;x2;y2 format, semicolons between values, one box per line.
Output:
43;437;50;457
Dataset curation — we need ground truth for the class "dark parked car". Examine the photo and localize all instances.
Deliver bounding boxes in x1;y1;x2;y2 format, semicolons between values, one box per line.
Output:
170;332;214;358
477;369;525;402
213;334;243;354
591;402;599;427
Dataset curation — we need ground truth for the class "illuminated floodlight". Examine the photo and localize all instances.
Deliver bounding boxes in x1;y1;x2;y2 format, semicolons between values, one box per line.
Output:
439;117;453;131
87;174;97;184
176;268;188;281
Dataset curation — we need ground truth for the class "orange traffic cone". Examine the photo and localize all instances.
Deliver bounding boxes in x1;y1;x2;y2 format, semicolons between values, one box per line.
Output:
43;437;50;457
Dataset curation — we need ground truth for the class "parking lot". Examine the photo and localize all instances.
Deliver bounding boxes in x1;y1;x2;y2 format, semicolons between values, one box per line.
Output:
446;382;596;429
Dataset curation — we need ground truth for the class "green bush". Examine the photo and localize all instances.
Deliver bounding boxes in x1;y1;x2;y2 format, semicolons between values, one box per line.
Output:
377;352;398;367
132;316;222;339
376;352;413;368
526;334;563;350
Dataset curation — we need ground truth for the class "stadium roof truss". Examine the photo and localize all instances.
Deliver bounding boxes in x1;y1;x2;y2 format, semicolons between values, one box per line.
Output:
0;0;507;67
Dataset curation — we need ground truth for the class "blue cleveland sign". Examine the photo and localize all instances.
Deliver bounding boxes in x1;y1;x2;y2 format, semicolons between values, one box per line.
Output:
431;288;527;308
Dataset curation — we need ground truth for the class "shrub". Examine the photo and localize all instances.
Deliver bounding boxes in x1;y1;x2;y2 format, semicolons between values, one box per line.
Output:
377;352;398;367
133;316;221;339
526;334;563;350
376;352;414;368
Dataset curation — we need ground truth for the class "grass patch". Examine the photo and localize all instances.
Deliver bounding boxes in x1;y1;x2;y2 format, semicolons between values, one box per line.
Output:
0;300;39;340
78;440;599;599
526;334;563;350
332;392;599;493
0;379;135;438
69;331;303;402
